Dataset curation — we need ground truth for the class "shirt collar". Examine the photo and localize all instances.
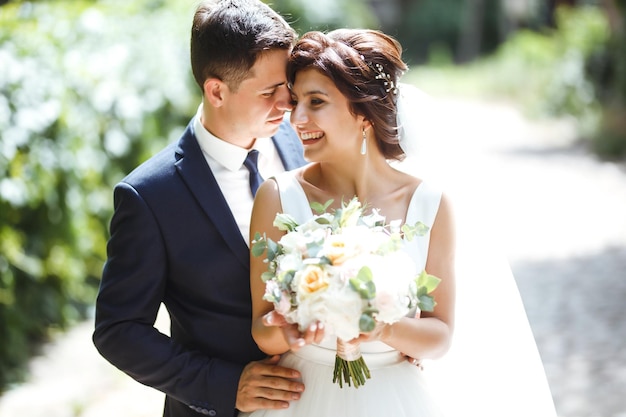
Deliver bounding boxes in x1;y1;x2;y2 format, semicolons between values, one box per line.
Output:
193;103;274;172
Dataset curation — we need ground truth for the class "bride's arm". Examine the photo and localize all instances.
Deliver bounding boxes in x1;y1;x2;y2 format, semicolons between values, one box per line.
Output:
364;192;456;360
249;179;292;355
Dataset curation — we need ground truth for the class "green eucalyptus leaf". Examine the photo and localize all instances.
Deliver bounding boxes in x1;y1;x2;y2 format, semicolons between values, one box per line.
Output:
402;221;430;241
251;235;267;258
310;199;334;214
416;270;441;293
273;213;299;232
261;271;275;282
349;266;376;299
418;295;437;312
359;313;376;332
265;239;280;262
315;216;331;225
281;271;295;287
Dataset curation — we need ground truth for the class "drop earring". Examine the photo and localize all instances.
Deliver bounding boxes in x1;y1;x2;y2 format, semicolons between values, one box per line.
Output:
360;129;367;155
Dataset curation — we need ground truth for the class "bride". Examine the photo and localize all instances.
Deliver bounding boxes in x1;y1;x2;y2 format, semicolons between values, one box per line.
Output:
245;28;556;417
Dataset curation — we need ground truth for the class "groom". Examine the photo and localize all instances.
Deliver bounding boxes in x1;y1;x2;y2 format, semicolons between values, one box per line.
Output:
92;1;307;416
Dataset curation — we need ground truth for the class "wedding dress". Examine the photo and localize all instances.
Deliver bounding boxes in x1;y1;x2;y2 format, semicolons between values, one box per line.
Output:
244;168;558;417
243;171;446;417
391;84;557;417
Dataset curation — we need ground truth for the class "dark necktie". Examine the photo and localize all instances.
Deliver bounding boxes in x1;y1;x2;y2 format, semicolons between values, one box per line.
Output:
243;149;264;197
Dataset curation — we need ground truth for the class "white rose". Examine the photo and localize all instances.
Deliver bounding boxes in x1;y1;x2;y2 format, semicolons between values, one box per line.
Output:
279;232;308;255
322;282;364;340
292;268;363;340
370;251;417;323
276;252;303;275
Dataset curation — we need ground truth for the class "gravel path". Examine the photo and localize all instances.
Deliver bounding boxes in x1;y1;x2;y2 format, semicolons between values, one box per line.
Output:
1;98;624;417
420;98;626;417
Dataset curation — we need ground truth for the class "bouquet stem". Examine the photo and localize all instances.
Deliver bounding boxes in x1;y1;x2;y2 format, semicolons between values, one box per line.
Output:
332;339;371;388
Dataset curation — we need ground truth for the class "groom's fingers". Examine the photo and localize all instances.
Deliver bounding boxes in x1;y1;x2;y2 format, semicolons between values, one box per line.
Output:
235;356;305;412
400;352;423;368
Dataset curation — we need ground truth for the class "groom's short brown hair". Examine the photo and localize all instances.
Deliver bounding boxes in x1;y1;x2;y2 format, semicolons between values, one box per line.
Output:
190;0;297;92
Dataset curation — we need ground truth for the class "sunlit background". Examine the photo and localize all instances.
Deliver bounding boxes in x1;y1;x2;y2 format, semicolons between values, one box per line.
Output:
1;0;625;416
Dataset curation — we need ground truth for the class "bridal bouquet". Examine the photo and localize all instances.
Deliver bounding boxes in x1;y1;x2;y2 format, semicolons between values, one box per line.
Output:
251;197;440;388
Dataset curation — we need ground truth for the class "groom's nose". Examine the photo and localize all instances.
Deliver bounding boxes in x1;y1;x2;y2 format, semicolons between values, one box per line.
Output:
275;84;293;112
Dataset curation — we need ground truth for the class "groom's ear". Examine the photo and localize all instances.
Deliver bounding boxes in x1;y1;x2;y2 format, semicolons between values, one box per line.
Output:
203;78;225;108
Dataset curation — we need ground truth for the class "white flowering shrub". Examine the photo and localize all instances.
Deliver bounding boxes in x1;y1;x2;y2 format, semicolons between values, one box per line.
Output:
0;0;195;387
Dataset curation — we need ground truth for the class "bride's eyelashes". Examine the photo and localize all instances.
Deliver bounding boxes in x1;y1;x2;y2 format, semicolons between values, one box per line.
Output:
309;97;325;107
289;95;326;109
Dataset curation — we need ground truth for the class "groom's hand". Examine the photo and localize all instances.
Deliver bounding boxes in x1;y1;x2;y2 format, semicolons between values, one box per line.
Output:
401;352;423;369
235;355;304;412
263;311;325;351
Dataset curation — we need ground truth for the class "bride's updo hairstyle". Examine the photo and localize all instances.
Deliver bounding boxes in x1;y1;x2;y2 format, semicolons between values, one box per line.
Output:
287;29;408;160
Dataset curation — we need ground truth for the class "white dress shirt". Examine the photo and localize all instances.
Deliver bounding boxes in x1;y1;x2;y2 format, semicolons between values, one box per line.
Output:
193;104;287;246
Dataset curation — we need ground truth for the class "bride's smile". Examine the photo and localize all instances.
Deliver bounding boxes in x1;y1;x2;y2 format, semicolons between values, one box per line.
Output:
299;131;324;141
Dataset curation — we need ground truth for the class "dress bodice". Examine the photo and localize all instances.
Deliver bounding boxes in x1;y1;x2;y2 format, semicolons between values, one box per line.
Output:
273;171;442;272
272;171;442;360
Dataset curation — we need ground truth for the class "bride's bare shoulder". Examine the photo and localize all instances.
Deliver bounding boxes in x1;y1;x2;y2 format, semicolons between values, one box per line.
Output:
392;167;423;194
294;163;324;191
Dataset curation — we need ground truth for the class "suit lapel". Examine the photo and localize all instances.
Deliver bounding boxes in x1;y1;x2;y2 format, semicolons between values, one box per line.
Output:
172;119;305;268
174;122;249;267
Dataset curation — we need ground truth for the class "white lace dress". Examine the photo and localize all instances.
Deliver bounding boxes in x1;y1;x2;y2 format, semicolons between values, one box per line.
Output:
243;171;445;417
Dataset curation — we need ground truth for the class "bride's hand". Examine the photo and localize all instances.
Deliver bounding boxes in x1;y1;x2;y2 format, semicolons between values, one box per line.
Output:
263;311;325;351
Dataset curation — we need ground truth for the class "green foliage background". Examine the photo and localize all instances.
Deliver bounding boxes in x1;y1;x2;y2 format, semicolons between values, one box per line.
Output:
408;5;626;159
0;0;196;389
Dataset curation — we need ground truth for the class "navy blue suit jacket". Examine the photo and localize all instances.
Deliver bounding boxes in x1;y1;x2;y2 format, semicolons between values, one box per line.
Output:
93;118;306;417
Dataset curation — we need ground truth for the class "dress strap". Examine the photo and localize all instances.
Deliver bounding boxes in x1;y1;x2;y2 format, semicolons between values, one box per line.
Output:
404;182;442;271
272;171;312;224
406;181;442;227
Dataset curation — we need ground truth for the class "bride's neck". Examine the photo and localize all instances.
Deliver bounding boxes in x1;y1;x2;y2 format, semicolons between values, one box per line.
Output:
313;158;395;201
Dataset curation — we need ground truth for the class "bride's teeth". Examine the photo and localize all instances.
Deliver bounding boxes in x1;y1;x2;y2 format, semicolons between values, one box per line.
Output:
301;132;323;140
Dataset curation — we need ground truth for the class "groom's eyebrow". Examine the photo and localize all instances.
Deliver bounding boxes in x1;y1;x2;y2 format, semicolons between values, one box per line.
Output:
260;81;287;91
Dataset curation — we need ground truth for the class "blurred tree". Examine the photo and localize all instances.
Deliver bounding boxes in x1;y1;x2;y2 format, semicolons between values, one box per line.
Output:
393;0;465;64
546;0;578;26
369;0;506;65
0;0;194;390
497;2;625;159
589;0;626;157
457;0;504;62
267;0;377;34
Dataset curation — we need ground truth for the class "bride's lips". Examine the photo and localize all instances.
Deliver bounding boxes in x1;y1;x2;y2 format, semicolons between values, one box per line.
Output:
300;131;324;144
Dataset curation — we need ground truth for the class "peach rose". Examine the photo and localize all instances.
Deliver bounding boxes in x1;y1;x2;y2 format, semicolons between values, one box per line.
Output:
297;265;330;296
325;238;350;265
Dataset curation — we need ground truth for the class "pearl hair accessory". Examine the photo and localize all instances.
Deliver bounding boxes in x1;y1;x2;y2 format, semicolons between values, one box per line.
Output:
372;62;398;94
360;54;398;95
